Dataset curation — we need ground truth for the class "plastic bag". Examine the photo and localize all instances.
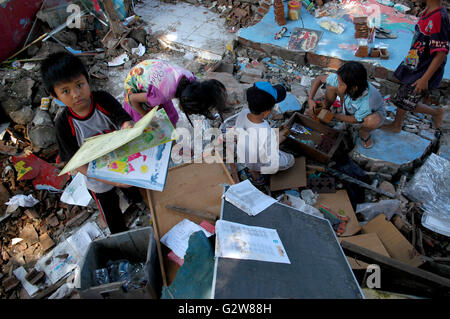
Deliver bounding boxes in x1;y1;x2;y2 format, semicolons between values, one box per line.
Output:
103;260;147;290
300;189;319;206
95;268;110;286
356;199;401;222
317;17;345;34
403;153;450;237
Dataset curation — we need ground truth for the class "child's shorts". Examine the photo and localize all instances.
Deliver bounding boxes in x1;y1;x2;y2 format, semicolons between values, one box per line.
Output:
390;83;426;112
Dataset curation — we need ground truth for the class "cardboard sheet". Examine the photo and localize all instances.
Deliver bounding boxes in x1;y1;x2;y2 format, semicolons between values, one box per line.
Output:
313;190;361;237
270;157;307;191
146;162;234;284
361;214;424;267
340;233;390;269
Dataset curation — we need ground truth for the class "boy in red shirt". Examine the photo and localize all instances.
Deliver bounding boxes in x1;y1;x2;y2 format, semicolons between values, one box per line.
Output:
383;0;449;133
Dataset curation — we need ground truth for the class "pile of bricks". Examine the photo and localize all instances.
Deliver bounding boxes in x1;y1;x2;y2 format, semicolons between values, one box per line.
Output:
0;155;101;298
353;16;368;39
273;0;287;26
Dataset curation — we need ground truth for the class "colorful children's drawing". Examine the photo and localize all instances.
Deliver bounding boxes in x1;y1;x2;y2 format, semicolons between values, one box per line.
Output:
87;141;173;191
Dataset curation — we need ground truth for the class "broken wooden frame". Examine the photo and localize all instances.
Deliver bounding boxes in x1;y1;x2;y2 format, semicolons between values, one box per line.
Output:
341;241;450;298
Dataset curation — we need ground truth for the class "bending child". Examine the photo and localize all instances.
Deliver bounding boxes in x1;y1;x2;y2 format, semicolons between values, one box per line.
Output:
123;59;228;126
235;82;294;185
308;61;386;148
382;0;448;133
42;52;142;234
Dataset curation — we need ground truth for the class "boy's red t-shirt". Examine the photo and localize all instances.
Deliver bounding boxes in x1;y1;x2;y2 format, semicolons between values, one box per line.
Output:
394;6;449;89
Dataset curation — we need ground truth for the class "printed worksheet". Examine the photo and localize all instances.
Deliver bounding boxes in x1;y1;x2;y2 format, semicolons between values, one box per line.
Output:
215;220;290;264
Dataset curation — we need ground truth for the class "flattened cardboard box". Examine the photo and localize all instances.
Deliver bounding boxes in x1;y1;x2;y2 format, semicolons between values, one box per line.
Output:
270;157;307;191
340;233;390;269
361;214;424;267
313;190;361;236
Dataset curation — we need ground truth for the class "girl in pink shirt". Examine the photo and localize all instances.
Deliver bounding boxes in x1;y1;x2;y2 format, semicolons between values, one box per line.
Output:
123;59;228;126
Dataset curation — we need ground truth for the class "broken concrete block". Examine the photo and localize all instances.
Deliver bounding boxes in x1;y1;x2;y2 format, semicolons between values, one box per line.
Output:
379;181;395;195
19;224;39;246
11;78;35;102
28;125;57;149
32;110;53;126
204;72;251;105
39;233;55;252
239;67;263;83
9;106;35;125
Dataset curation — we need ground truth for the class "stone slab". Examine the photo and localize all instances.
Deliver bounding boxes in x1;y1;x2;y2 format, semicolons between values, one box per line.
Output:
351;129;431;173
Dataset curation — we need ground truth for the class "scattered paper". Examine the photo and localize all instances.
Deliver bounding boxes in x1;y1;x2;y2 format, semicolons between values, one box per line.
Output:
35;222;103;284
160;219;213;259
131;43;146;56
224;180;277;216
108;53;129;67
61;173;92;206
13;266;40;297
215;220;290;264
6;194;39;207
22;63;36;71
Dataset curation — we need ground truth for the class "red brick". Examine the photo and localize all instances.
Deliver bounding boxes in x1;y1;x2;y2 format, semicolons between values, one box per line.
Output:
307;53;329;68
327;57;344;70
256;6;269;16
374;66;388;79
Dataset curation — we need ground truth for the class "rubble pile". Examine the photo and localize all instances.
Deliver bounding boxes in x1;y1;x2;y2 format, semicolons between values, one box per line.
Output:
179;0;271;31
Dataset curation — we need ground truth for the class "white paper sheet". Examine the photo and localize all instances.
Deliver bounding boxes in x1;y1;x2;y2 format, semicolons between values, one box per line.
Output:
223;180;277;216
60;173;92;206
35;222;104;284
215;220;290;264
6;194;39;207
13;266;40;297
160;219;212;259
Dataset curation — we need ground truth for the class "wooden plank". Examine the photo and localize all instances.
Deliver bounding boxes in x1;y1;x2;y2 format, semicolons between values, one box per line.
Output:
145;189;168;287
270;157;307;191
147;161;234;284
313;190;361;236
341;241;450;296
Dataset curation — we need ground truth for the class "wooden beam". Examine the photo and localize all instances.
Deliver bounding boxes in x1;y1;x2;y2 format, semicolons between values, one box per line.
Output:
145;189;168;287
341;241;450;297
103;0;124;38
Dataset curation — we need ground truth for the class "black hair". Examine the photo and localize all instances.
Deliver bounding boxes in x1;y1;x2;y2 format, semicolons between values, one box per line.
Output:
337;61;368;100
41;51;89;96
246;86;276;115
176;77;229;119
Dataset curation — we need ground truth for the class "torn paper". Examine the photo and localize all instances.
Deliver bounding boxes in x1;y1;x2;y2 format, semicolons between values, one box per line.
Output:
61;173;92;206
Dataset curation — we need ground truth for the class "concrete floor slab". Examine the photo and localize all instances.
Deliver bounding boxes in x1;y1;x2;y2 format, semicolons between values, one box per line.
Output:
351;129;431;168
237;0;450;80
135;0;236;61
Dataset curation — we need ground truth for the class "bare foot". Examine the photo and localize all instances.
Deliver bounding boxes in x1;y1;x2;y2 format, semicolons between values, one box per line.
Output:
381;123;402;133
432;108;444;129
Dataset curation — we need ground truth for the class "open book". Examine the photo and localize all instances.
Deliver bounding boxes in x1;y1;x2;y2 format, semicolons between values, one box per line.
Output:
60;108;177;191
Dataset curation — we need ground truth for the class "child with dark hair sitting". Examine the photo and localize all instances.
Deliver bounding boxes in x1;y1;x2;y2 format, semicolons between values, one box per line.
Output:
41;51;142;234
235;82;294;185
123;59;228;126
308;61;386;149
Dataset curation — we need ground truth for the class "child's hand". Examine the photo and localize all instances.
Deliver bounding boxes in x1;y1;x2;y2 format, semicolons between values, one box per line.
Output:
412;77;428;94
121;121;135;129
